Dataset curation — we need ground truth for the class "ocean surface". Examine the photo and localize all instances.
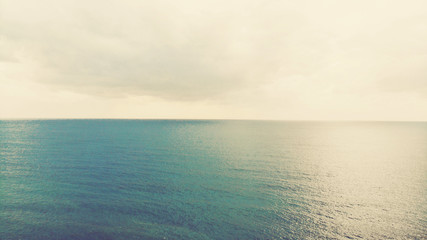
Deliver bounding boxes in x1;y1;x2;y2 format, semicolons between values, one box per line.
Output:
0;120;426;239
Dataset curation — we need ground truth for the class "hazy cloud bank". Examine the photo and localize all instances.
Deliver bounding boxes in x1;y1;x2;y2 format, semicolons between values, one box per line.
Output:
1;0;323;100
1;0;426;120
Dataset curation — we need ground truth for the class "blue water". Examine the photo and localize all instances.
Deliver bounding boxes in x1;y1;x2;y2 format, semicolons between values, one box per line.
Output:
1;120;426;239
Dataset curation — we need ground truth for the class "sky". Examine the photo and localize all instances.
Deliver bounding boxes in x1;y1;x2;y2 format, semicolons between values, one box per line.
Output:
0;0;426;120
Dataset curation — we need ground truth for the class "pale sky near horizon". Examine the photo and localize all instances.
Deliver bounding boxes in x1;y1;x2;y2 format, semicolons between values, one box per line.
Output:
1;0;426;120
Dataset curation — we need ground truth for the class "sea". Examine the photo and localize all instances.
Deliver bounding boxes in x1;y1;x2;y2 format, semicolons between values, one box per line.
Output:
0;120;426;239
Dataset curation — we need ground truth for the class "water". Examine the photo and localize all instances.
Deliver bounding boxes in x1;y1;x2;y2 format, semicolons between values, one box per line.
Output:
1;120;426;239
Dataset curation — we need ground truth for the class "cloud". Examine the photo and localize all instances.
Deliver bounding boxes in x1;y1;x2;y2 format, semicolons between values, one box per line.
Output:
0;0;426;120
1;0;333;100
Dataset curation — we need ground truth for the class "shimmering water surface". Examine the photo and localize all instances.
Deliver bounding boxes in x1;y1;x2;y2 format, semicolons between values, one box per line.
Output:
1;120;426;239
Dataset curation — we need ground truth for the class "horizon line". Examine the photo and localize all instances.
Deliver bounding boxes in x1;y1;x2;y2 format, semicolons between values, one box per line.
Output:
0;118;426;123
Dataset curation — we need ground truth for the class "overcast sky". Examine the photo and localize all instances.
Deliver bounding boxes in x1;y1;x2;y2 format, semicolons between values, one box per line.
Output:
1;0;426;120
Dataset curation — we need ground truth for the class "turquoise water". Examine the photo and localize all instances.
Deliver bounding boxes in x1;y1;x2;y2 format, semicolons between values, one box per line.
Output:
1;120;426;239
